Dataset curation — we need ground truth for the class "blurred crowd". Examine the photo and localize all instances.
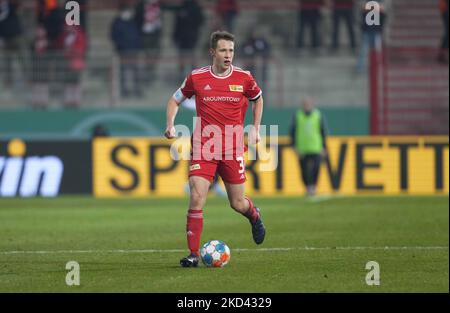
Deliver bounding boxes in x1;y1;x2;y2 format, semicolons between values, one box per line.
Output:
110;0;239;98
0;0;448;109
0;0;88;108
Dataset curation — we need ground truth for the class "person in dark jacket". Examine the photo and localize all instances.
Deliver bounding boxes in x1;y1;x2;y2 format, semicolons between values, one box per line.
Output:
173;0;204;81
214;0;239;33
241;29;271;93
331;0;356;52
111;4;143;98
438;0;449;64
297;0;324;52
30;24;50;108
0;0;23;87
56;24;87;108
135;0;162;85
356;0;386;73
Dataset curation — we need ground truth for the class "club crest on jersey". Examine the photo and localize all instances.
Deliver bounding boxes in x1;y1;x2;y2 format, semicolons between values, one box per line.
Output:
190;164;201;171
229;85;243;92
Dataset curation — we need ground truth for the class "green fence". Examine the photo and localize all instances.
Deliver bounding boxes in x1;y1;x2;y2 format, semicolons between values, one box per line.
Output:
0;107;368;139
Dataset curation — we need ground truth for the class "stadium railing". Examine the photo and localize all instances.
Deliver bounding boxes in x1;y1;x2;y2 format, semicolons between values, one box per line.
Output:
370;46;449;135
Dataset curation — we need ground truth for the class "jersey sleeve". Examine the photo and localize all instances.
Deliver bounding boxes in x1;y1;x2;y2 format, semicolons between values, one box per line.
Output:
244;73;262;101
180;74;195;99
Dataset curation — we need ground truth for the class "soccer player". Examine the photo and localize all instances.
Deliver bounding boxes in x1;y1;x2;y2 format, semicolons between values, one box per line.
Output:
164;31;266;267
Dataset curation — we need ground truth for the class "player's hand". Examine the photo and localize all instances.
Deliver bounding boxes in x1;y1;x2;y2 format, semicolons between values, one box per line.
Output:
249;127;261;145
164;125;176;139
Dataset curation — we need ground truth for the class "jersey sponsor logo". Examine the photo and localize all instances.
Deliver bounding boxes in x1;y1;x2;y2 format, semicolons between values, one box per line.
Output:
202;96;241;102
204;84;212;91
229;85;243;92
190;164;201;171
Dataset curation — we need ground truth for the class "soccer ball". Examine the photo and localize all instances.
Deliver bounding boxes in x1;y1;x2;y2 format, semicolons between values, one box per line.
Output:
200;240;231;267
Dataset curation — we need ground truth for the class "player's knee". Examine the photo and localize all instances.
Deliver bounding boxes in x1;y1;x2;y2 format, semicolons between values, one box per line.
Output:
190;190;206;210
230;198;246;212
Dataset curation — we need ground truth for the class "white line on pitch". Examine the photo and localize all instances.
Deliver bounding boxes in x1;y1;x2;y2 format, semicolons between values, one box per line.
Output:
0;246;448;255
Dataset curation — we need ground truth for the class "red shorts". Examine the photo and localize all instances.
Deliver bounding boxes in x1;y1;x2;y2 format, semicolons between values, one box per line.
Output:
189;156;246;184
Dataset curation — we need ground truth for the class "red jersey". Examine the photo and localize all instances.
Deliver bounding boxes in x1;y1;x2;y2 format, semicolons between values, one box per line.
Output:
180;65;262;158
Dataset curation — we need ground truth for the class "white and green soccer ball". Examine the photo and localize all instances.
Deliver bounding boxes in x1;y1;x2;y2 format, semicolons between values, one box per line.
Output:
200;240;231;267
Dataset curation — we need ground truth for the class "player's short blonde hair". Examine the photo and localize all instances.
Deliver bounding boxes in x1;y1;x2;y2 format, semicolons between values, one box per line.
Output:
210;31;235;50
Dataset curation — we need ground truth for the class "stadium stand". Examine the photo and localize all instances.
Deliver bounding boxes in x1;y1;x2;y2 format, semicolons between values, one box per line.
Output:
0;0;367;109
371;0;449;135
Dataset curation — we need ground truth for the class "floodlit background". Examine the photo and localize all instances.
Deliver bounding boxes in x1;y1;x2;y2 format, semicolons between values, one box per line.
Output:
0;0;448;293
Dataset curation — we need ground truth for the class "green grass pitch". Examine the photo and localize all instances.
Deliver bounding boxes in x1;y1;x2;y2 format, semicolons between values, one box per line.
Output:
0;196;448;292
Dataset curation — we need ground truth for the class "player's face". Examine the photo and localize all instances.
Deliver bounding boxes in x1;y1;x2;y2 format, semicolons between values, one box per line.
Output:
212;39;234;71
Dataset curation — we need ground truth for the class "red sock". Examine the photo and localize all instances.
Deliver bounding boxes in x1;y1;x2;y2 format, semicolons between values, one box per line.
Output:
243;196;259;224
186;209;203;256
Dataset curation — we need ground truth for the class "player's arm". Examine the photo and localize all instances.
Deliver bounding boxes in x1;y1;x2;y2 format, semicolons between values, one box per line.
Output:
245;74;264;145
164;88;186;139
250;95;263;144
165;74;195;139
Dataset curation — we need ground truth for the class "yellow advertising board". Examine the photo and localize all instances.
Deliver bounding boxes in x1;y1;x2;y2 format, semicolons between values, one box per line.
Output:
93;136;449;197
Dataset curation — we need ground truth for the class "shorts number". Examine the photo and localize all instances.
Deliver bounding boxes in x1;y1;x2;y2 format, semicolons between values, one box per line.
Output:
237;157;245;174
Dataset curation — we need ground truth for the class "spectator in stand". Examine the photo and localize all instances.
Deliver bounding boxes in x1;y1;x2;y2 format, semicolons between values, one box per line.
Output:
356;0;386;73
56;24;87;108
37;0;88;29
76;0;88;32
0;0;24;88
438;0;449;64
33;0;68;108
30;24;50;108
241;29;271;93
214;0;239;33
38;0;65;49
135;0;162;85
330;0;356;53
297;0;325;53
36;0;57;25
173;0;204;82
111;2;143;98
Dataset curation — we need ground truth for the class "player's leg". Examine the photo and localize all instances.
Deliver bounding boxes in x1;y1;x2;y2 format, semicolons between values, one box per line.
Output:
210;172;226;197
223;182;266;245
180;160;217;267
187;176;211;250
218;159;265;244
180;176;211;267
